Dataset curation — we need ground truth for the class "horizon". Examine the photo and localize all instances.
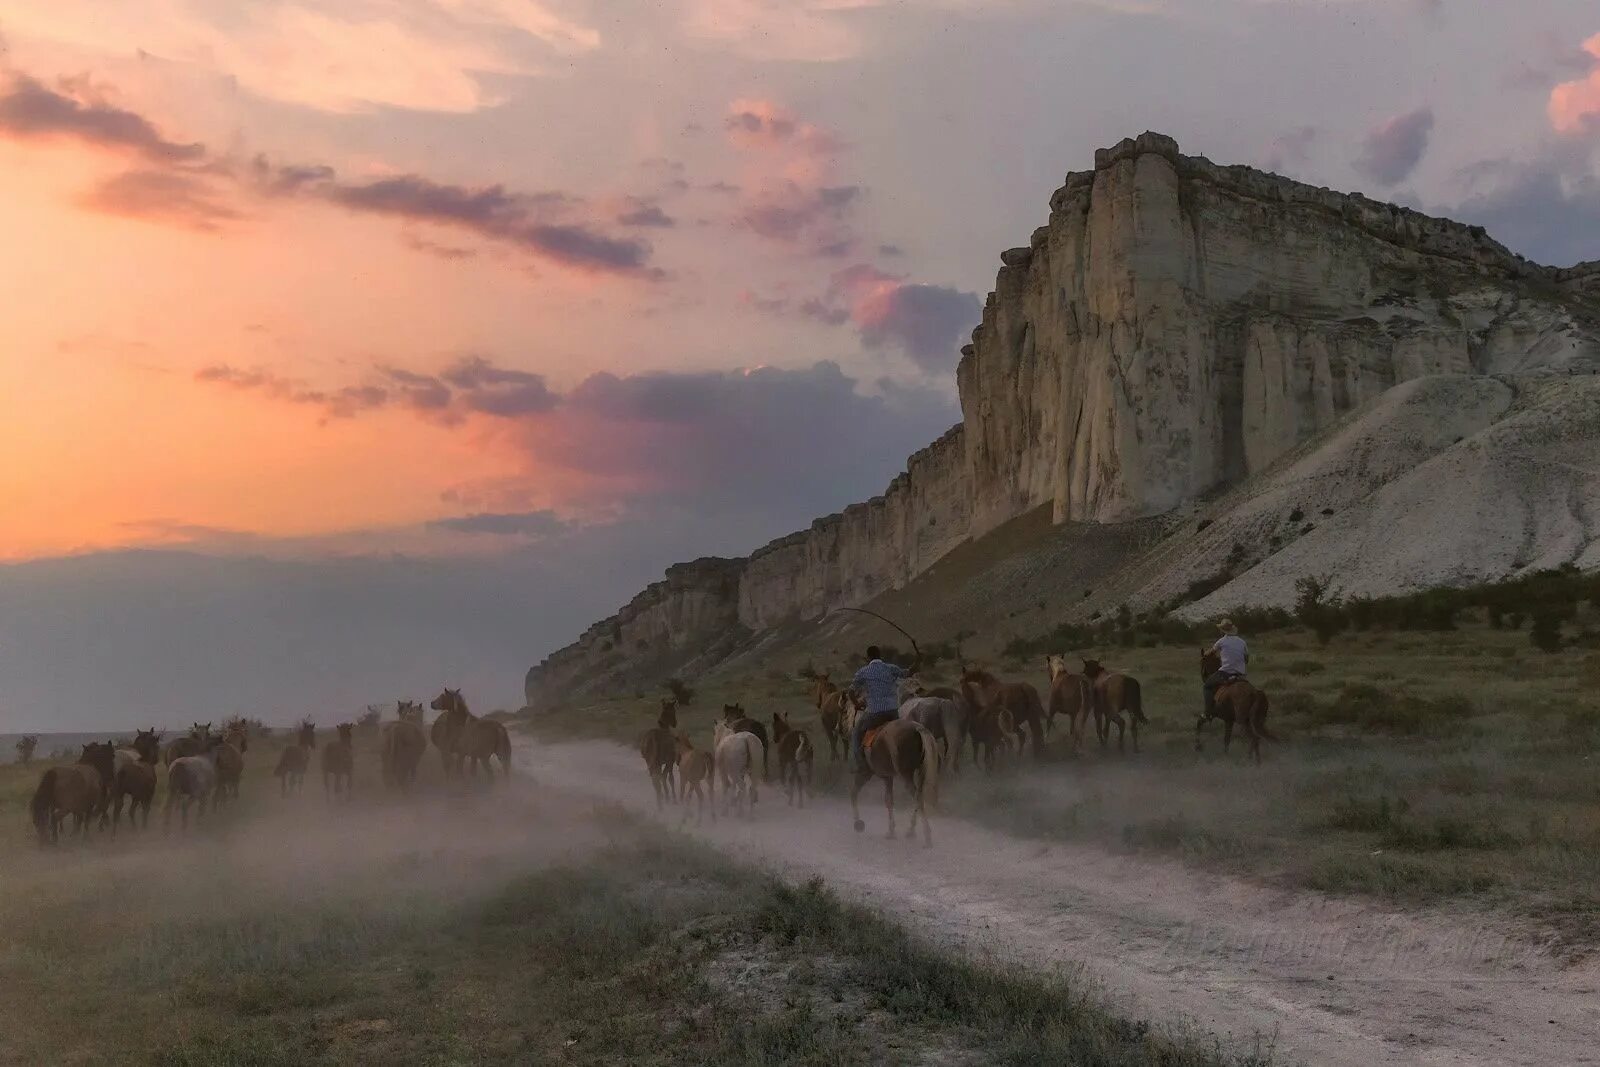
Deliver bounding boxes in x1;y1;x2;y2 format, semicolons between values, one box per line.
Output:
3;0;1599;731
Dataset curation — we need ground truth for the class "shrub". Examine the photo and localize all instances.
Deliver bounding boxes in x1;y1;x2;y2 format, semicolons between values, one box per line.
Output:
1294;576;1347;646
664;678;696;705
1531;609;1565;653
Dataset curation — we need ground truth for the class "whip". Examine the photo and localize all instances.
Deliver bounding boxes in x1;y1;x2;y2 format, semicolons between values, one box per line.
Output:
828;605;921;659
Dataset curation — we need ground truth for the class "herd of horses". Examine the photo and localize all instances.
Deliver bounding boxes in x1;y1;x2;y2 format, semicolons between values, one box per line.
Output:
26;688;512;844
640;650;1275;847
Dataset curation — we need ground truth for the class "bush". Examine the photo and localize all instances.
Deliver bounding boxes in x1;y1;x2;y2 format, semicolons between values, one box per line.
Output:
1531;609;1565;653
1294;576;1347;646
664;678;695;705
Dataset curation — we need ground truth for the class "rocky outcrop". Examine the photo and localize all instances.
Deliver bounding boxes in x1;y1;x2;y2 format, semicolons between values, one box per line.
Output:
959;131;1599;537
526;132;1600;707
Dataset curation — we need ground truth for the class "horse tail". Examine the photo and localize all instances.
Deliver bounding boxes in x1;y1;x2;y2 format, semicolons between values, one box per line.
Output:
914;722;941;811
997;707;1016;748
1126;677;1148;724
495;723;512;768
740;733;762;779
1254;692;1277;741
30;770;55;834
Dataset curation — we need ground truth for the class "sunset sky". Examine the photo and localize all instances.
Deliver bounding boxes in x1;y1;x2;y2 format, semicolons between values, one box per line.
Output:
2;0;1598;728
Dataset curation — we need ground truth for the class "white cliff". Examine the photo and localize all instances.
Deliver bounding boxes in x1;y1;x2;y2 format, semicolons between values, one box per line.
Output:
526;133;1600;707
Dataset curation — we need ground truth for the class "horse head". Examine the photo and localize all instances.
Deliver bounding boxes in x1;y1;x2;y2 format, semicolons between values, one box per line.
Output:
1199;647;1219;678
1047;654;1068;681
658;698;678;728
133;728;162;763
722;703;744;723
1081;659;1105;680
772;710;790;738
80;741;116;778
336;722;354;743
430;689;465;716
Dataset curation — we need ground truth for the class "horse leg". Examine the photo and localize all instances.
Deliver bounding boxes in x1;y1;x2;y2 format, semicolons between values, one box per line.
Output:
1129;707;1140;754
850;772;865;833
1195;713;1207;753
883;777;896;840
1222;717;1234;753
1114;714;1127;754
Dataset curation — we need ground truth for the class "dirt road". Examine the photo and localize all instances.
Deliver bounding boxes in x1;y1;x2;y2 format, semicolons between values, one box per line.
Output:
520;739;1600;1066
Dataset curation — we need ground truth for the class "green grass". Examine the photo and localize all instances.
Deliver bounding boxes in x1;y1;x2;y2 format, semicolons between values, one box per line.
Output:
527;615;1600;949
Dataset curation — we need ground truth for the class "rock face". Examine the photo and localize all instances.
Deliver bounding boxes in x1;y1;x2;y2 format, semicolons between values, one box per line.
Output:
525;132;1600;708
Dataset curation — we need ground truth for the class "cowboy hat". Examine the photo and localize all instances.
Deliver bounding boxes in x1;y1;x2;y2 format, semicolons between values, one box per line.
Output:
1217;619;1238;635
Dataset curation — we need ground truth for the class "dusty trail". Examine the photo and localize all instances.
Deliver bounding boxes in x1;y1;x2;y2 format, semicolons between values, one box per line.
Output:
519;740;1599;1066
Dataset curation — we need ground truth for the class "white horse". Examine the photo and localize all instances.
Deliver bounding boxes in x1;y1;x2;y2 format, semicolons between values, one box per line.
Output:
713;721;762;817
165;738;222;831
900;692;970;774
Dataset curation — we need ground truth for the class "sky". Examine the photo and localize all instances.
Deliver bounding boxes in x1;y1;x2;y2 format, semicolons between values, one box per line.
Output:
1;0;1598;729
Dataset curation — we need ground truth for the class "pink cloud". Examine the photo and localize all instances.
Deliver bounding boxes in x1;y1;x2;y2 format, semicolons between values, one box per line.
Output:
1549;34;1600;135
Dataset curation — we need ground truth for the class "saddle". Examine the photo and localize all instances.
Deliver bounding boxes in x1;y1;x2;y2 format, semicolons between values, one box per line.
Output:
862;725;887;751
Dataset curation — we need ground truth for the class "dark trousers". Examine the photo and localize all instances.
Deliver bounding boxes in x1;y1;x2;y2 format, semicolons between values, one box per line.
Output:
850;709;899;770
1203;671;1236;716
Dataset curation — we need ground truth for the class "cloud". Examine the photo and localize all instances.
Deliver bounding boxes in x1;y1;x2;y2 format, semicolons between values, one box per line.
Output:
0;0;602;114
0;73;205;162
793;264;980;372
427;509;569;537
79;169;241;229
737;182;861;252
1354;106;1435;186
1550;34;1600;135
724;98;842;156
194;355;959;517
616;202;676;228
1448;141;1600;268
0;66;660;277
1262;126;1317;175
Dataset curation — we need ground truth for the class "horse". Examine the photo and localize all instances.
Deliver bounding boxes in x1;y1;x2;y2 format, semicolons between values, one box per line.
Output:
1197;649;1275;764
381;701;428;794
771;712;814;808
639;722;678;809
898;691;968;774
811;674;854;761
273;719;315;796
163;722;213;766
213;722;249;807
1045;655;1096;753
849;718;940;846
1080;659;1149;753
673;732;715;824
968;703;1017;773
430;689;512;784
720;704;769;781
109;728;161;834
31;742;114;844
657;698;678;729
712;721;762;817
959;667;1045;759
321;723;355;798
165;735;224;831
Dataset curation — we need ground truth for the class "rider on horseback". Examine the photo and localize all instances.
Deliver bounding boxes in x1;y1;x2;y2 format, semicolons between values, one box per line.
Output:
848;645;918;772
1203;619;1247;720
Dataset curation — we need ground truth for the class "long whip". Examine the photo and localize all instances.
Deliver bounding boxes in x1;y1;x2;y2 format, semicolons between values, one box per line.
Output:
828;606;921;659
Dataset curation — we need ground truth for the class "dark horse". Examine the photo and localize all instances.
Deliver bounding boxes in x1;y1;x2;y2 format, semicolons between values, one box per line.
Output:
720;704;769;781
109;728;161;834
430;689;512;783
32;742;114;844
958;667;1046;759
1196;648;1275;764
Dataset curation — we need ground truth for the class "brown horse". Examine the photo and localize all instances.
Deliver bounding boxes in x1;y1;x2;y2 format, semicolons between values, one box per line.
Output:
720;704;769;781
673;732;715;824
321;723;355;798
658;698;679;729
959;667;1045;758
273;719;315;796
213;722;249;806
850;719;940;845
771;712;814;808
109;728;161;834
1082;659;1149;754
163;722;213;766
968;704;1017;773
639;722;678;809
430;689;512;783
31;742;114;844
381;702;428;794
1045;656;1096;752
811;674;854;761
1198;649;1275;764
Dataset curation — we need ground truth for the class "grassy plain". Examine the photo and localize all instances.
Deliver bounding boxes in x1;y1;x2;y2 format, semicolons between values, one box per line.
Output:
536;609;1600;951
0;728;1265;1065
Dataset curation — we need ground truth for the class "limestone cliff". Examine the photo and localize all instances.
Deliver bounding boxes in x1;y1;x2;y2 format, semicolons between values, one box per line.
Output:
525;132;1600;708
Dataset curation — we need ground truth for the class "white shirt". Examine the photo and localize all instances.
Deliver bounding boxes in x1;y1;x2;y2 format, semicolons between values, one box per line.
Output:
1212;634;1248;675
